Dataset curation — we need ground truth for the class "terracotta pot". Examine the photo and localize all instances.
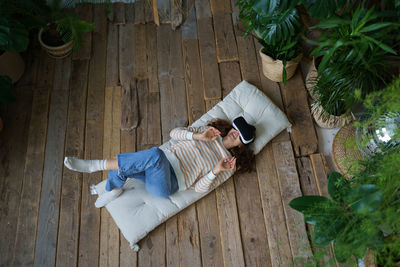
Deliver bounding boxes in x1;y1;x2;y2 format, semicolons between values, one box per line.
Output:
259;48;302;82
0;51;25;83
38;28;74;59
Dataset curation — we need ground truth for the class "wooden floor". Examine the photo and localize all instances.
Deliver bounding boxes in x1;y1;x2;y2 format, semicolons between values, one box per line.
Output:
0;1;364;267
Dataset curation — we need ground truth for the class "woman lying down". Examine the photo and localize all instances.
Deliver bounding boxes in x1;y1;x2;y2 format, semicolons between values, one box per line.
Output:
64;116;256;208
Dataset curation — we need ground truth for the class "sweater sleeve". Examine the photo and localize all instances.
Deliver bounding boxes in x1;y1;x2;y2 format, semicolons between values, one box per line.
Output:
169;126;209;141
194;172;216;193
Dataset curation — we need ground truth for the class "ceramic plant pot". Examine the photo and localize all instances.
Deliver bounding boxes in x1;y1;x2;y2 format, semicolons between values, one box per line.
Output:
38;28;74;59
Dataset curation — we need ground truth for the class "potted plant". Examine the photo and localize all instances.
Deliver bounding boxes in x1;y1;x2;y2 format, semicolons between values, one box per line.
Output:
290;77;400;264
0;14;29;83
308;6;398;128
0;75;16;132
17;0;95;59
236;0;303;84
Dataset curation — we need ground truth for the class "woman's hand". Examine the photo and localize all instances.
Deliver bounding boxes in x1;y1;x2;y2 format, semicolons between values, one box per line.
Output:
193;127;221;142
213;157;236;175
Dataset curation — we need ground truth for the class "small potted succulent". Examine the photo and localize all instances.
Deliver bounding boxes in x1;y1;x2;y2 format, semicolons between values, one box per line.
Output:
236;0;303;84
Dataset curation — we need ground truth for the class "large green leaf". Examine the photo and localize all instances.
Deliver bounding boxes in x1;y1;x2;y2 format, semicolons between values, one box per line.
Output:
347;184;383;215
327;172;350;203
313;215;347;247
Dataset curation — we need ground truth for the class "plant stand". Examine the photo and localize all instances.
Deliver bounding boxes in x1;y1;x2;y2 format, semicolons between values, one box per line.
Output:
332;124;364;178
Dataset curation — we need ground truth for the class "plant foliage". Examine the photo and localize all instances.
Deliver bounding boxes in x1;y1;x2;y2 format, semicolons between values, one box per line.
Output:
0;75;16;104
0;7;29;52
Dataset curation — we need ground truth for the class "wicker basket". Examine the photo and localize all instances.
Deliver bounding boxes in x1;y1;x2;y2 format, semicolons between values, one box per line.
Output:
312;104;353;129
332;124;364;178
305;57;319;100
259;48;302;82
38;28;74;59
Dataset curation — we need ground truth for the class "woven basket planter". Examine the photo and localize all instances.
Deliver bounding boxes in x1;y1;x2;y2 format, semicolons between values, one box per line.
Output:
38;28;74;59
259;48;302;82
311;104;353;129
305;57;319;100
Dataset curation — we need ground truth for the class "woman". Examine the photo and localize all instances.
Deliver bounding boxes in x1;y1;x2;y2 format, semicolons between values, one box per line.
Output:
64;116;256;208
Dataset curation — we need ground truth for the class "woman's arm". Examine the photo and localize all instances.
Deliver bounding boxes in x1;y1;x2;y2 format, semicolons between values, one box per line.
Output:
194;157;236;193
170;126;220;141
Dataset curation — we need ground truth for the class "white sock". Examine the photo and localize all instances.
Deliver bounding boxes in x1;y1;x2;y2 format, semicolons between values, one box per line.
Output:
64;157;107;173
95;189;123;208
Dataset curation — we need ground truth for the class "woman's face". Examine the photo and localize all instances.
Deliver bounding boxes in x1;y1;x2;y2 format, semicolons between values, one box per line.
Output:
224;128;242;148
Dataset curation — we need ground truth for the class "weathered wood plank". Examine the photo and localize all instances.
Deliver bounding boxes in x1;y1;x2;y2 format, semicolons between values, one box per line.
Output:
114;2;126;24
210;0;232;14
125;3;135;24
272;141;315;266
78;5;107;266
158;0;171;23
34;56;71;267
256;144;293;267
0;86;33;267
177;205;202;266
146;24;159;93
12;86;50;266
106;23;119;87
235;33;261;89
182;39;205;124
309;153;329;197
196;4;221;100
73;3;93;60
120;111;138;267
36;49;56;88
166;217;180;267
213;14;238;62
219;61;241;97
56;60;89;267
296;157;337;266
234;171;272;266
205;98;220;112
100;86;121;267
181;3;197;40
280;70;318;157
171;0;183;30
119;24;138;130
134;0;145;24
135;24;147;80
153;0;160;25
194;0;211;19
196;192;224;267
136;79;162;148
138;224;166;266
144;0;154;23
216;179;245;267
157;25;187;142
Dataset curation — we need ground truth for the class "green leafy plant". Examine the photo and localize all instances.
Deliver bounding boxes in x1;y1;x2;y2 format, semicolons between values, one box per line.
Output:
0;11;29;52
6;0;95;50
308;6;399;118
0;75;16;104
290;171;385;263
236;0;302;83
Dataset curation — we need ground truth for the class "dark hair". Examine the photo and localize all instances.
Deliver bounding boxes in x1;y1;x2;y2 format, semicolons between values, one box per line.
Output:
208;119;255;173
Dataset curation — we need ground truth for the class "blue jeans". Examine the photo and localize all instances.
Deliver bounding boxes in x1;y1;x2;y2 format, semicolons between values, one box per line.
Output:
106;147;179;198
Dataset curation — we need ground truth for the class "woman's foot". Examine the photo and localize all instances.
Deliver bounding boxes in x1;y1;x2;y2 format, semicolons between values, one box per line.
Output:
95;189;123;208
64;157;107;173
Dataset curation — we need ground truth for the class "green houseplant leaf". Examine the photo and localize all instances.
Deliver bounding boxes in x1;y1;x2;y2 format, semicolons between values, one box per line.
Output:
327;172;351;203
347;184;383;215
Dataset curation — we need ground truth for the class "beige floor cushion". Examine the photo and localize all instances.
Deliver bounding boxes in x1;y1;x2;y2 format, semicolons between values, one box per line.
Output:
91;80;291;251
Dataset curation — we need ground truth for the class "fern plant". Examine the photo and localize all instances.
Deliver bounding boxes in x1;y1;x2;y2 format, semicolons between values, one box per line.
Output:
309;6;399;118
